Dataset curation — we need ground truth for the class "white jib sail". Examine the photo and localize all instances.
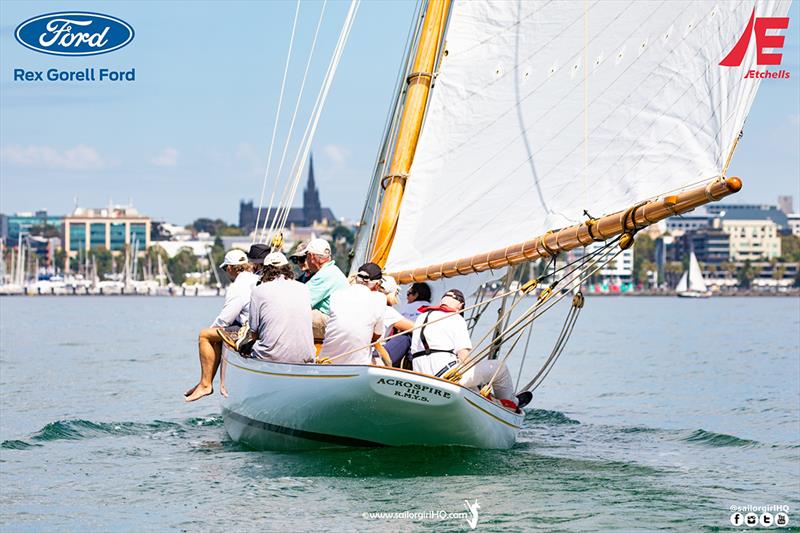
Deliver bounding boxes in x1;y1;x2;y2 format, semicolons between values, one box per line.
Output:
384;0;790;274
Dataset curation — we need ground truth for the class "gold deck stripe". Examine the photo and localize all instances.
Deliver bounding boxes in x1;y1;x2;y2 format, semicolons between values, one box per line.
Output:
464;397;521;430
225;359;358;379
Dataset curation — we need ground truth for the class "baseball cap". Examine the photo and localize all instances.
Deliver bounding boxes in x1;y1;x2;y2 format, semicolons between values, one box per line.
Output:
219;249;248;269
305;238;331;256
443;288;465;305
289;241;308;258
264;252;289;267
357;262;383;281
247;243;270;264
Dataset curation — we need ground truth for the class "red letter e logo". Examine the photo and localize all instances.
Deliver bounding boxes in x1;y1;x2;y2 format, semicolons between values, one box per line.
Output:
720;8;789;66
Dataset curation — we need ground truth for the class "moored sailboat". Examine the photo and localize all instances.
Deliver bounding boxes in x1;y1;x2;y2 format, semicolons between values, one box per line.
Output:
221;0;789;450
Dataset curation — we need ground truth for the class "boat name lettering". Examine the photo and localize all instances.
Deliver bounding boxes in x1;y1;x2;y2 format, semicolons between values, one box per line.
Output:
376;378;451;399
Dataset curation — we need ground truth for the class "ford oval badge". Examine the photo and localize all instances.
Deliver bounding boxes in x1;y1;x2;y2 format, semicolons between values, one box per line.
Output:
15;11;134;56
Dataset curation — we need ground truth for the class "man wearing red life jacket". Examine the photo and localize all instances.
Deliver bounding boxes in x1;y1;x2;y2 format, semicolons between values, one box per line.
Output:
409;288;515;402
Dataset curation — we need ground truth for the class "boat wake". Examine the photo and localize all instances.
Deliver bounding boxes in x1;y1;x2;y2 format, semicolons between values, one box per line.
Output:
1;415;223;449
524;408;580;425
680;428;760;448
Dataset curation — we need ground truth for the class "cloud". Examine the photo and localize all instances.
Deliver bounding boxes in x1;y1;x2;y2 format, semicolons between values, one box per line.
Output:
322;144;350;167
1;144;111;170
150;147;179;167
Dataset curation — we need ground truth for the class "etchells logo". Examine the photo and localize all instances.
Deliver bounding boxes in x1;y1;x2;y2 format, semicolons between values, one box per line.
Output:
720;7;790;79
15;11;134;56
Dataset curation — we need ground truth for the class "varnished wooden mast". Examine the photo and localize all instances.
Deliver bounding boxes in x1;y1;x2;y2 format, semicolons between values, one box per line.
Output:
386;176;743;285
369;0;451;267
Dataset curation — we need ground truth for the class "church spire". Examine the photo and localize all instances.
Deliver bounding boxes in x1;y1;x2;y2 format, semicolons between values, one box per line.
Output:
303;153;322;225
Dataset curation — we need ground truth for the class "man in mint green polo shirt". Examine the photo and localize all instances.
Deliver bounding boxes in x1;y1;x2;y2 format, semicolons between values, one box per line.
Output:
305;238;348;341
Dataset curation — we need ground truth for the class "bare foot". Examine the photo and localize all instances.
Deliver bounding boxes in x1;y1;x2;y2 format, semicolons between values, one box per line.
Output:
185;384;213;402
184;384;198;397
220;383;228;398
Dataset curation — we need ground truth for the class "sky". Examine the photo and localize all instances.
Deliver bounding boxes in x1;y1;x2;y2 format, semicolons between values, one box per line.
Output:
1;1;798;226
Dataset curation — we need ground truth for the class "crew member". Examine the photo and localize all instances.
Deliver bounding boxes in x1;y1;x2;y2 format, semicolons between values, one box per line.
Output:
318;263;386;365
185;249;259;402
304;238;347;341
248;252;315;363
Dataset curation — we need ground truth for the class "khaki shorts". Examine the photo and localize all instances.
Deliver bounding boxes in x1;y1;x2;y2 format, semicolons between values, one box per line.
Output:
311;310;329;343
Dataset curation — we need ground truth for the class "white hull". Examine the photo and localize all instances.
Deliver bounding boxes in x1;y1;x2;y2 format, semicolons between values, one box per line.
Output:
220;350;523;450
677;290;711;298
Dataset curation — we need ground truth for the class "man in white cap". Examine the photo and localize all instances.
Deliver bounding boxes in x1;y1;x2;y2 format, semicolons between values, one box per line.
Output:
318;262;387;365
304;238;347;341
185;249;259;402
247;252;315;363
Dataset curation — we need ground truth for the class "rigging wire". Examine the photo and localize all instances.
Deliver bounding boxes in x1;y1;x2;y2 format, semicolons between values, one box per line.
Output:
259;0;329;244
449;239;622;380
251;0;301;244
258;0;361;244
272;0;361;239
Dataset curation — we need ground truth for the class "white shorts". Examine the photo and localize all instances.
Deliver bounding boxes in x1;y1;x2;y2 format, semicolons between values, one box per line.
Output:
459;360;514;400
412;351;457;377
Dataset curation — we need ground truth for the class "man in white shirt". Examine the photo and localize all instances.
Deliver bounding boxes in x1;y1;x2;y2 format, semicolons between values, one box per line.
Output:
410;289;471;377
318;263;386;365
409;288;516;401
249;253;315;363
185;249;259;402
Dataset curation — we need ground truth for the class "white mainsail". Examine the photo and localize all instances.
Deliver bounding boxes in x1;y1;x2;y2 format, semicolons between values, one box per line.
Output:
677;251;709;293
384;0;790;274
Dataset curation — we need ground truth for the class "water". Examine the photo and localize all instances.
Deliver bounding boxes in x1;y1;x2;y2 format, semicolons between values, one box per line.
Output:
1;296;798;531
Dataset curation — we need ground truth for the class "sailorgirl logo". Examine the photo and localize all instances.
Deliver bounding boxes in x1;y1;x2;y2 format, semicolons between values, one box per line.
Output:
720;7;790;79
15;12;134;56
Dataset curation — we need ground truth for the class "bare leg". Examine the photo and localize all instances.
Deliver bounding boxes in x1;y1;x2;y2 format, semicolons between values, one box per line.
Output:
218;342;228;397
185;328;222;402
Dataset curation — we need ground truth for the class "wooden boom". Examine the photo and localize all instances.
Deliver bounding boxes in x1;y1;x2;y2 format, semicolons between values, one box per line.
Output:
386;176;743;285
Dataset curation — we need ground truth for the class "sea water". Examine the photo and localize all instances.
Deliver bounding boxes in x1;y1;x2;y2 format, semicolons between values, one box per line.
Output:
1;296;798;531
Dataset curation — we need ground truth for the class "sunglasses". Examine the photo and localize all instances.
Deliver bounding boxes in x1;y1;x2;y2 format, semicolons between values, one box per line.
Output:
290;255;306;265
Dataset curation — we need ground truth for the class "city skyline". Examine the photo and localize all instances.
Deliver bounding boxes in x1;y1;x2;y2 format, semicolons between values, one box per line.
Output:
1;1;798;226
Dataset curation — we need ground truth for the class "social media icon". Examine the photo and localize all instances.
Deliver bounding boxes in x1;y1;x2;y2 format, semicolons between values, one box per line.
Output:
760;513;773;527
775;512;789;526
731;512;744;526
745;513;758;527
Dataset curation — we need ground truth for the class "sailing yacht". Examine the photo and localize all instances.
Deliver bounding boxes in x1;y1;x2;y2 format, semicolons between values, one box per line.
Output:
676;252;712;299
220;0;789;450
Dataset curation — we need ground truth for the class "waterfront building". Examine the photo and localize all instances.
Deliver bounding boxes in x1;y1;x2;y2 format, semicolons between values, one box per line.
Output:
720;218;781;261
585;241;634;285
787;214;800;237
239;155;336;233
665;207;712;233
0;210;63;243
63;205;151;271
778;195;794;215
667;228;730;264
706;203;789;231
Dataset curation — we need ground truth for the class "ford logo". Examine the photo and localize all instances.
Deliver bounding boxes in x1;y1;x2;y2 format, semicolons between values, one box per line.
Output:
15;11;134;56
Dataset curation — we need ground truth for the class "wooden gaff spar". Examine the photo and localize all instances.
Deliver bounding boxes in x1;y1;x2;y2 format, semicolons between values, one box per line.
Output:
386;176;743;284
